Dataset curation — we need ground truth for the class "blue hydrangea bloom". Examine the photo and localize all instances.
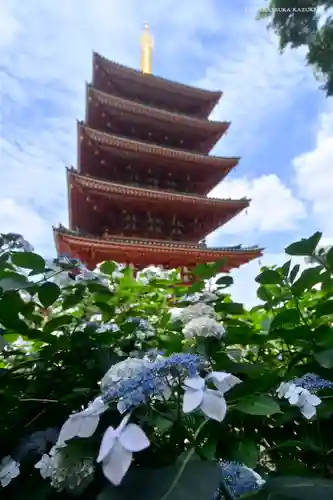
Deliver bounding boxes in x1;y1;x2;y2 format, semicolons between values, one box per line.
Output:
293;373;333;391
127;317;150;329
218;461;263;498
103;353;204;410
15;428;59;459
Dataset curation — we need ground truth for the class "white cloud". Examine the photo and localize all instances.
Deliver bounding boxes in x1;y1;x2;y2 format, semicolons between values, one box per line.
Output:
0;0;317;287
0;0;21;48
0;198;51;253
293;101;333;236
199;3;316;156
229;252;307;307
207;174;305;243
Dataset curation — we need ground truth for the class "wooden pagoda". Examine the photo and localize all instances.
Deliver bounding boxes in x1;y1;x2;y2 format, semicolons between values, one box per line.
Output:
54;25;262;280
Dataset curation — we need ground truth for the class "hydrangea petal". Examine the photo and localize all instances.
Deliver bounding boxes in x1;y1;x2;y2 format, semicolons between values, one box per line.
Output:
306;393;321;406
57;416;81;445
97;427;117;463
77;415;100;438
208;372;242;394
119;424;150;452
201;389;227;422
102;440;132;486
183;388;204;413
301;401;317;420
184;376;205;391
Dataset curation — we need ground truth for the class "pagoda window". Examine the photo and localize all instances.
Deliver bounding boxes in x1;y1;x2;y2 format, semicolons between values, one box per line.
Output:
170;216;184;237
147;212;164;234
123;210;138;230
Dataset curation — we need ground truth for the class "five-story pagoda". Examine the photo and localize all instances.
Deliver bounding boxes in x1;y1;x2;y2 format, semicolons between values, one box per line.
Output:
54;25;262;279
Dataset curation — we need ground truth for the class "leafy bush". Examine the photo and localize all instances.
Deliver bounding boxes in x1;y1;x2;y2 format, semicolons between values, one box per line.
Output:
1;231;333;499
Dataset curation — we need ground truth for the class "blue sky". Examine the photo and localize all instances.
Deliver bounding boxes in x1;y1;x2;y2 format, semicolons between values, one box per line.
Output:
1;0;333;305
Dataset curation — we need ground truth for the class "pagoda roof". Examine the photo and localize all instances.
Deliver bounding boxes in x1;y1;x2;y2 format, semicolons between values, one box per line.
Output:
68;168;249;214
54;226;263;271
87;85;229;136
93;53;222;116
78;123;239;171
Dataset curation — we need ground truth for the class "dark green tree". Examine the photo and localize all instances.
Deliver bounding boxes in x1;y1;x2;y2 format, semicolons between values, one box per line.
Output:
258;1;333;96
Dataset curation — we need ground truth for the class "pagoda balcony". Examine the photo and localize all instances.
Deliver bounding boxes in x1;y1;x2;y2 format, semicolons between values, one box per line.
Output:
86;85;229;154
67;169;249;241
93;53;222;119
54;226;263;272
78;123;239;195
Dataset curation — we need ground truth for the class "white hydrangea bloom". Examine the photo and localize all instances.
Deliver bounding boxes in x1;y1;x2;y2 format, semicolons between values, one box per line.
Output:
16;236;34;252
199;292;218;303
100;358;151;391
97;414;150;485
0;456;20;487
183;376;227;422
182;316;225;339
277;382;322;419
57;397;108;446
179;303;216;325
183;372;242;422
35;446;94;493
207;371;242;394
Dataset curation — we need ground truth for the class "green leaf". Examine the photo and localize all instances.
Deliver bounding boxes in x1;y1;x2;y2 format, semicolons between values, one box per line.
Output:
43;314;74;334
215;301;244;315
280;260;291;277
262;475;333;500
270;309;300;330
99;261;117;275
153;416;174;433
325;246;333;270
232;439;258;468
314;349;333;369
38;282;60;308
257;286;273;302
289;264;300;283
97;460;221;500
200;439;217;461
11;251;45;272
192;260;226;280
216;275;233;287
62;285;86;309
285;231;322;256
255;269;282;285
0;272;29;291
236;395;280;416
291;266;323;295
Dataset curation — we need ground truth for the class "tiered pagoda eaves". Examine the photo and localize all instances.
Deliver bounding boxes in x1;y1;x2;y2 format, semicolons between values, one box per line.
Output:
54;25;262;280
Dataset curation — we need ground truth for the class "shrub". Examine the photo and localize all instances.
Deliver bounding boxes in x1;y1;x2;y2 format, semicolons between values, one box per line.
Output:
0;231;333;499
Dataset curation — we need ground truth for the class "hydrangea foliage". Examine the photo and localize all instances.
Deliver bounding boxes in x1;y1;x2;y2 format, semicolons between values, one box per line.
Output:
1;231;333;499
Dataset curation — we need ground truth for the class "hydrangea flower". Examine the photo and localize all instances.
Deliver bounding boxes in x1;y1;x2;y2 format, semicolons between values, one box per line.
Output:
183;372;241;422
219;461;265;498
179;303;216;324
183;316;226;339
35;446;94;493
293;373;333;392
57;397;108;446
16;427;59;459
97;414;150;485
277;382;321;419
103;353;204;412
101;358;152;391
183;376;227;422
207;372;242;394
0;456;20;487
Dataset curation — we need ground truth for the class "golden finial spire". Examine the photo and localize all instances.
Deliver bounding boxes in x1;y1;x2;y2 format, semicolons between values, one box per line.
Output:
140;23;153;74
